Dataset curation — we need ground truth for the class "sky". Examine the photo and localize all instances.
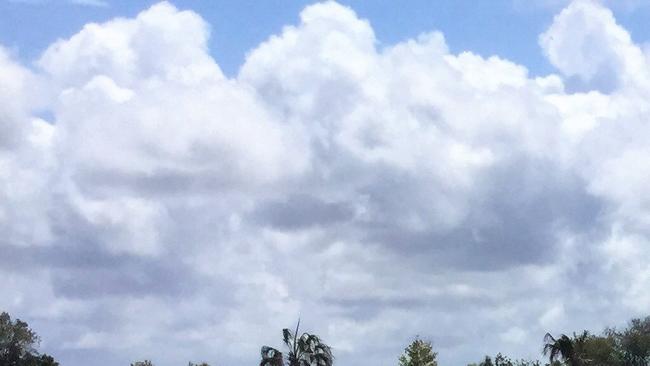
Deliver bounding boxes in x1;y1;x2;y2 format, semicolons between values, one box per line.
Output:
3;0;650;365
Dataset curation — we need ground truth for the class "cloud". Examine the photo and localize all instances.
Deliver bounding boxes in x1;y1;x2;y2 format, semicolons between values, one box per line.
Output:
2;1;650;365
9;0;110;7
68;0;109;7
521;0;650;12
539;0;649;92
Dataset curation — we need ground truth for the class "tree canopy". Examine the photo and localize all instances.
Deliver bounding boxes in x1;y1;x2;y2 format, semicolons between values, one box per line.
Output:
399;337;438;366
260;320;333;366
0;312;59;366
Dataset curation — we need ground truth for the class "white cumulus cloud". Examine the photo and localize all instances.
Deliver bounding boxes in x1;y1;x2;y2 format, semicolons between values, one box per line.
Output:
2;1;650;365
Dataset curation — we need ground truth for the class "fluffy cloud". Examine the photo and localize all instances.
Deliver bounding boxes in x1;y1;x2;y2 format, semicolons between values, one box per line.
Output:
0;47;53;249
2;1;650;365
540;0;650;91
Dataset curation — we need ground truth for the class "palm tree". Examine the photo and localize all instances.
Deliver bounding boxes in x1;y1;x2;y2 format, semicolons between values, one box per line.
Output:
260;320;333;366
260;346;284;366
543;333;582;366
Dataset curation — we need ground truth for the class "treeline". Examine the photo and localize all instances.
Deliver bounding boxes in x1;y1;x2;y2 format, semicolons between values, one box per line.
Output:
4;310;650;366
130;316;650;366
466;316;650;366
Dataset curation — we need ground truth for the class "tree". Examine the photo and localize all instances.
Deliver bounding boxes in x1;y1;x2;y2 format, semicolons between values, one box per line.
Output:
543;333;582;366
475;356;494;366
468;354;543;366
0;312;59;366
260;320;333;366
130;361;154;366
494;353;515;366
617;317;650;365
261;346;284;366
24;354;59;366
398;337;437;366
573;331;622;366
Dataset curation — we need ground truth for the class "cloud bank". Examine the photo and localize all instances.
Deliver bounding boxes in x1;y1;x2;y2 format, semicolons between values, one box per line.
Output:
2;1;650;365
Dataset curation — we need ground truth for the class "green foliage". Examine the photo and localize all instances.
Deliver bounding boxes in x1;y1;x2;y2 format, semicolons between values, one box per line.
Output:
260;320;333;366
543;332;581;366
261;346;284;366
470;355;493;366
468;353;543;366
541;321;650;366
130;361;154;366
543;326;650;366
0;312;59;366
573;331;622;366
130;360;212;366
398;337;437;366
493;353;542;366
616;317;650;365
23;354;60;366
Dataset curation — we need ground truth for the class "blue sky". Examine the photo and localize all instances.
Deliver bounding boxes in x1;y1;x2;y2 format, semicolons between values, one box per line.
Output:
6;0;649;77
5;1;650;366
